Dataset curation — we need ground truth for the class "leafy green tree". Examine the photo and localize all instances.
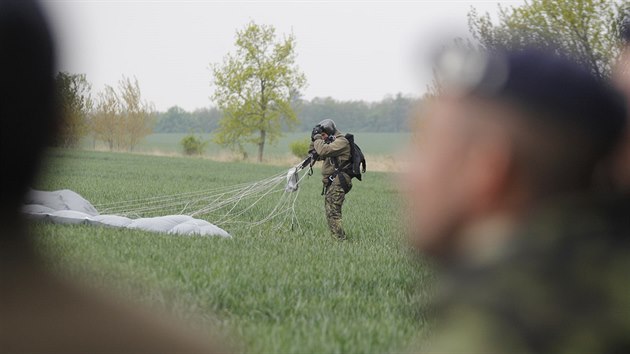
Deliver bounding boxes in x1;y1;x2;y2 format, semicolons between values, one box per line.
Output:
468;0;627;78
211;21;307;162
55;72;92;147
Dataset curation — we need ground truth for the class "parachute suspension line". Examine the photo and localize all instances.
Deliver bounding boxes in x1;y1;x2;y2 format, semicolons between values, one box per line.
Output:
94;178;260;211
211;185;284;225
195;163;309;229
189;173;286;218
288;186;304;233
270;187;302;234
236;167;309;230
98;172;286;217
193;182;280;222
93;163;309;231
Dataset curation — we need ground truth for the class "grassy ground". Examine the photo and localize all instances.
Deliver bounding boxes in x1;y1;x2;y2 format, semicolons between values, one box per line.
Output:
33;149;432;353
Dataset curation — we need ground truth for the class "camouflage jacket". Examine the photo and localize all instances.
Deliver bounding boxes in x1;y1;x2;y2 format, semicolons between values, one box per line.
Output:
425;195;630;353
310;132;352;186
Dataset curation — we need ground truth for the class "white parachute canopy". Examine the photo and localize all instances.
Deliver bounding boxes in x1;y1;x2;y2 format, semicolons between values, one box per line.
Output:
23;189;231;238
23;162;309;238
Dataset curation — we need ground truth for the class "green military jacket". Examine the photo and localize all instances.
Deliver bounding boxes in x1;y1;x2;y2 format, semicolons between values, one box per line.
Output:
311;132;352;186
423;195;630;354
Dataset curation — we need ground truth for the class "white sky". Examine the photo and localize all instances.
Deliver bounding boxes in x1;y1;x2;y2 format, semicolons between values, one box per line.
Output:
42;0;524;111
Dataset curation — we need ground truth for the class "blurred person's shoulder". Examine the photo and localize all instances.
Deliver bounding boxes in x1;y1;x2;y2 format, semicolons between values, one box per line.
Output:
518;194;630;272
429;195;630;353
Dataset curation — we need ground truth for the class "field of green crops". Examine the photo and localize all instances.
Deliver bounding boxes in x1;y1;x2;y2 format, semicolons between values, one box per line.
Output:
32;149;433;353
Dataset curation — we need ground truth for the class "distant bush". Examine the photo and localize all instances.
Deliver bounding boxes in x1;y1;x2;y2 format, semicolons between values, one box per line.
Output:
180;134;208;156
289;137;310;159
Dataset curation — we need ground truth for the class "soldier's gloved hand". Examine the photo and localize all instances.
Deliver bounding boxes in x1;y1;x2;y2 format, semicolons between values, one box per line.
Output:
311;125;323;141
308;148;319;161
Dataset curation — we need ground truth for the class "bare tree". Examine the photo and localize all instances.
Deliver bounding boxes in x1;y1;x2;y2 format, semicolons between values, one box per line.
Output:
91;77;155;151
92;85;119;151
118;77;155;151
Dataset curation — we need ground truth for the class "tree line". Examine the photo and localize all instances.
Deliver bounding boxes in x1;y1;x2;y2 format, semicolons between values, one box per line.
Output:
296;94;417;133
56;70;416;154
55;73;155;151
154;106;221;133
154;94;417;134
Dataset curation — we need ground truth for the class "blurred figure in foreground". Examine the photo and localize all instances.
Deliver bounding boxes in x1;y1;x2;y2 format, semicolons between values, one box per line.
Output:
612;12;630;191
0;1;223;352
405;48;630;353
615;12;630;97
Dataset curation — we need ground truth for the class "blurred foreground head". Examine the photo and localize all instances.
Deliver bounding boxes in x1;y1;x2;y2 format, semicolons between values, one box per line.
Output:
405;48;627;260
0;2;224;352
0;0;58;222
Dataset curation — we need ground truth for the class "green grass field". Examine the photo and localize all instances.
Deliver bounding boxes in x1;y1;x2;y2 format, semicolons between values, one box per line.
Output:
33;149;432;353
83;132;412;160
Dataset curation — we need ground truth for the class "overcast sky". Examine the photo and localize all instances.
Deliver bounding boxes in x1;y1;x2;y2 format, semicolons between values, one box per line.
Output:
42;0;524;111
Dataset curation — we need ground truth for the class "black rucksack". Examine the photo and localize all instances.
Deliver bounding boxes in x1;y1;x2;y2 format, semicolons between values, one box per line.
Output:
322;133;367;195
343;133;366;181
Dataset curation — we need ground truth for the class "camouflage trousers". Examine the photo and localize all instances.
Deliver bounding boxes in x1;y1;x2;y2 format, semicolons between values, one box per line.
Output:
324;184;346;240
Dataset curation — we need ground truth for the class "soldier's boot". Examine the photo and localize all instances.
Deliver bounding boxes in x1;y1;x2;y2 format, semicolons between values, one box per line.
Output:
327;217;346;241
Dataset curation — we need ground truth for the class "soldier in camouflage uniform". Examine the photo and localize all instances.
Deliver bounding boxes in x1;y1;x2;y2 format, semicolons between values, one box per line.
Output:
404;49;630;352
309;119;352;240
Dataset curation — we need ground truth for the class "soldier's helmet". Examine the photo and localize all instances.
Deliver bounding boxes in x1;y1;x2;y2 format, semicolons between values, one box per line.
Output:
318;119;337;135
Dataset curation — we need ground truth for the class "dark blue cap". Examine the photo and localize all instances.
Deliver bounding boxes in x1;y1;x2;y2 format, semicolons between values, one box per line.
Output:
468;49;627;155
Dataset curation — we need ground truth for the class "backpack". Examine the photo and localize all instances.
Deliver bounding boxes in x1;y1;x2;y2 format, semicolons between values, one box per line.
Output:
343;133;366;181
322;133;367;195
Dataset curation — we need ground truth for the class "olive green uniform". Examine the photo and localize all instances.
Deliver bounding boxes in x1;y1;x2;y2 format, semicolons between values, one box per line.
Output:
311;132;352;240
425;196;630;353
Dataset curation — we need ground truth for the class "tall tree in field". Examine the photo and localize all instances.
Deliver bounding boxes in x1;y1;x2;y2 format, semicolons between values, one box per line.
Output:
211;22;307;162
468;0;627;79
55;72;92;147
118;77;155;151
92;85;119;150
